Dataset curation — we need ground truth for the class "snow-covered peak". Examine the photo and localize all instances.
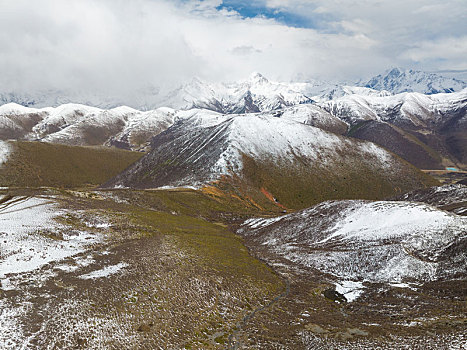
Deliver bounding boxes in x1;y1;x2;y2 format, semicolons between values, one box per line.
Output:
319;88;467;126
248;72;269;85
159;73;313;113
364;67;467;95
0;102;176;150
0;103;43;115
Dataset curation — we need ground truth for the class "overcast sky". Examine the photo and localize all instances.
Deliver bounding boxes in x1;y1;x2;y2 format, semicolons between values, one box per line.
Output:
1;0;466;96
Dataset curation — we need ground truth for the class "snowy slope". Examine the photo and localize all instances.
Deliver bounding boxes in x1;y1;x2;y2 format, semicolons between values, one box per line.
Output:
0;141;11;165
278;104;347;134
240;200;467;283
364;67;467;95
319;88;467;126
0;196;101;280
159;73;313;113
104;110;434;193
0;103;175;150
393;184;467;215
312;85;393;103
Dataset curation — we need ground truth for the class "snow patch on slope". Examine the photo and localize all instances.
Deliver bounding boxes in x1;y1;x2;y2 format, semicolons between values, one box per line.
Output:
240;200;467;283
212;115;394;177
0;140;11;165
79;263;128;280
0;299;26;349
335;281;365;302
0;197;101;280
319;201;452;243
244;216;285;229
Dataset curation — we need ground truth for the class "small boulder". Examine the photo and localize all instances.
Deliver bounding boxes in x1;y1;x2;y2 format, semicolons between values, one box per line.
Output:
323;289;347;303
137;324;151;332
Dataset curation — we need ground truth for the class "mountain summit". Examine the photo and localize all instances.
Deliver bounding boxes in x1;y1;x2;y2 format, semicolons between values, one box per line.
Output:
364;67;467;95
160;74;313;113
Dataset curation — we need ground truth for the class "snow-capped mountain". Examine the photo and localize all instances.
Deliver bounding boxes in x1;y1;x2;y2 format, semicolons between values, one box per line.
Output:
0;87;163;111
239;199;467;283
103;110;436;209
319;88;467;169
1;83;465;171
159;74;400;111
1;69;464;111
159;68;467;110
160;72;314;113
364;67;467;95
319;88;467;127
0;103;175;151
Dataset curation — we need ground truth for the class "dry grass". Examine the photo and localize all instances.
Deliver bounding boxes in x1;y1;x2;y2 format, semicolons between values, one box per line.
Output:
0;141;143;188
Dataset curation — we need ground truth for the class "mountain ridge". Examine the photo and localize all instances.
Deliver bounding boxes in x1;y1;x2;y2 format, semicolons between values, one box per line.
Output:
103;112;438;209
1;68;465;111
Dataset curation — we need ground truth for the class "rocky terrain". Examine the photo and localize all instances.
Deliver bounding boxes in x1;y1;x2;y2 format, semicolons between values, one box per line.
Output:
235;197;467;348
0;189;284;349
392;183;467;215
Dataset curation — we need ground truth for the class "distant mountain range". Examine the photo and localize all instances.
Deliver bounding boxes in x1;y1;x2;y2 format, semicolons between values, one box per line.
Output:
2;84;465;170
0;103;175;151
1;68;465;111
321;89;467;169
0;66;466;178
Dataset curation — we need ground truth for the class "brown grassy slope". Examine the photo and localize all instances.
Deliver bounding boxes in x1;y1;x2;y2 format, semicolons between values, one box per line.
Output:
236;153;439;210
0;141;143;188
347;121;445;169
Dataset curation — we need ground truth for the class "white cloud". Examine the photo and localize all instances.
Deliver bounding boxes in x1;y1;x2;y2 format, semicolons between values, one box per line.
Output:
0;0;465;103
231;45;262;55
401;36;467;70
259;0;467;71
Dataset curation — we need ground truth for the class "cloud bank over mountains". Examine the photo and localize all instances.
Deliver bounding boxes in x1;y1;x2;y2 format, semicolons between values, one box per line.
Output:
1;0;466;99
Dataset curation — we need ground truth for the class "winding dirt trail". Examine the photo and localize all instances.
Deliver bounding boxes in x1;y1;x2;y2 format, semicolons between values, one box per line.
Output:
226;278;290;349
